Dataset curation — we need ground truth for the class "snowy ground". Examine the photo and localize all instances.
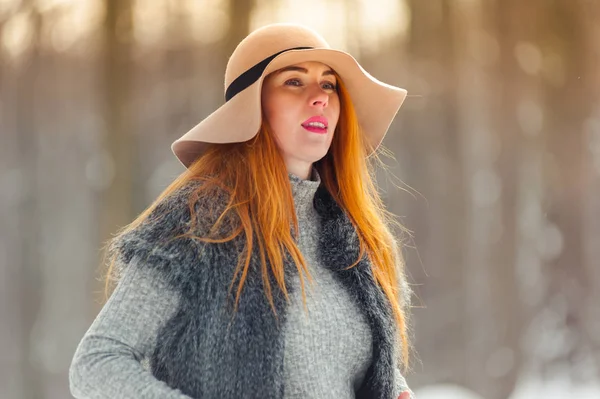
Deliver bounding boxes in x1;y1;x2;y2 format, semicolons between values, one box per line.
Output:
509;376;600;399
413;384;484;399
413;378;600;399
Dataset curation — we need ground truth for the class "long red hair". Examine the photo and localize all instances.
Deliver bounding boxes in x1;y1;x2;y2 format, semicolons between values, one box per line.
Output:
103;74;412;370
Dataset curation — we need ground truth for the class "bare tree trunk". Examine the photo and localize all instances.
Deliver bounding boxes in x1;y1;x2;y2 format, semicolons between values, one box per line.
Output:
221;0;254;78
404;0;466;388
578;0;600;378
99;0;135;297
14;3;44;399
495;0;586;390
206;0;254;107
541;0;597;380
0;8;12;393
450;0;523;397
0;16;25;399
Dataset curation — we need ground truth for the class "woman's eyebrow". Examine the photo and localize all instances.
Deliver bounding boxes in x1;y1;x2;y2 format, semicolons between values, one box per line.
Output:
276;66;335;77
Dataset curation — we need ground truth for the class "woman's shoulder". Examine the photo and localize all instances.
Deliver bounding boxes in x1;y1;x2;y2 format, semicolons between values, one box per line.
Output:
137;179;226;235
150;178;232;229
109;179;231;269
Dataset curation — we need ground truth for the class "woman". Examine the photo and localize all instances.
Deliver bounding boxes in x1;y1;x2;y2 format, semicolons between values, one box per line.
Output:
69;23;415;399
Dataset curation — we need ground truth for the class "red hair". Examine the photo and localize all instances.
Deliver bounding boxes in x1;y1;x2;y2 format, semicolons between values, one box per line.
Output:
104;74;412;370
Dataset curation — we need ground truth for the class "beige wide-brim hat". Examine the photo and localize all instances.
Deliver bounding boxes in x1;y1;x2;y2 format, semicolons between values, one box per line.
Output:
172;23;408;169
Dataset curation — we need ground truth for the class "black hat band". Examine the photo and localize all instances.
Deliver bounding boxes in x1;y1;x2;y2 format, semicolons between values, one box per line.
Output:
225;46;314;102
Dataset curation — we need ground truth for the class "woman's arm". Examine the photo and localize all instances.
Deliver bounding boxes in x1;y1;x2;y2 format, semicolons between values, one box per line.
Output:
395;367;416;398
69;256;193;399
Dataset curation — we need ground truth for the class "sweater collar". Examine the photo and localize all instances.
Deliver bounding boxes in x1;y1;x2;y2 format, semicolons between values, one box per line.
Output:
288;167;321;215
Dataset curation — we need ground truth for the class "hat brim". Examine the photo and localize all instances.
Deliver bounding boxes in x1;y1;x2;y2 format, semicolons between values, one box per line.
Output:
172;48;407;168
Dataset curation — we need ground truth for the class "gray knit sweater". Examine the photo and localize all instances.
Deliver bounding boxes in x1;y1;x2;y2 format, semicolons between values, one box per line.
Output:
69;170;412;398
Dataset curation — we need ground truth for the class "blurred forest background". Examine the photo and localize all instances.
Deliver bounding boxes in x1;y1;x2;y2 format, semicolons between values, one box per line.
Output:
1;0;600;398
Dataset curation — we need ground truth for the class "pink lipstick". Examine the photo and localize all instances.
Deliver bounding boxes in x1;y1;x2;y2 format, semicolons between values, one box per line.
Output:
301;115;328;134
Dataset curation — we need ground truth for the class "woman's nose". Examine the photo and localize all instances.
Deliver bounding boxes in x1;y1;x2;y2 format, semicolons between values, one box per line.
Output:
308;86;328;108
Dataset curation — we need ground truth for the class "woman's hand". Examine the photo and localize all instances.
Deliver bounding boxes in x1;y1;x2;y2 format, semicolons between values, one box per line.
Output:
398;392;411;399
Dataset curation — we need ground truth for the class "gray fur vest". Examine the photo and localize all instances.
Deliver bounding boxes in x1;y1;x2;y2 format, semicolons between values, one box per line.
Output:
112;180;407;399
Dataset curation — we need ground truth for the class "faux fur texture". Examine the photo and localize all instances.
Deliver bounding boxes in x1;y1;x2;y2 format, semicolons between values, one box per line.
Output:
110;180;408;399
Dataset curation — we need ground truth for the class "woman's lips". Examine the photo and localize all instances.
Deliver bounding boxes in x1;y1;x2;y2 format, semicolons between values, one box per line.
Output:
301;115;328;134
302;125;328;134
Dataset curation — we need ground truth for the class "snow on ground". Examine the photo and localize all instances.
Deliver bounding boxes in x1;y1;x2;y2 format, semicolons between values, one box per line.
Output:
412;379;600;399
509;376;600;399
413;384;484;399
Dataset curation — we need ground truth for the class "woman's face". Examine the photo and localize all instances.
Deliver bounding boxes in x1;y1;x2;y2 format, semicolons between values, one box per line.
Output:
261;61;340;179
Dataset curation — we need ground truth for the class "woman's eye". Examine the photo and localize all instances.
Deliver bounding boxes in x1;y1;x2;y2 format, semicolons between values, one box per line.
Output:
283;79;336;90
284;78;302;86
322;81;337;91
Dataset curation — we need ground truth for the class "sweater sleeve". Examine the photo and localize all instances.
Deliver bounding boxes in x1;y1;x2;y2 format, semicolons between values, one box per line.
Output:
394;367;416;398
69;256;193;399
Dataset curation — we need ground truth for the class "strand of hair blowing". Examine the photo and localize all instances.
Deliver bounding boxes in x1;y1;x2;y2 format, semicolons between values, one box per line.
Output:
103;76;411;371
